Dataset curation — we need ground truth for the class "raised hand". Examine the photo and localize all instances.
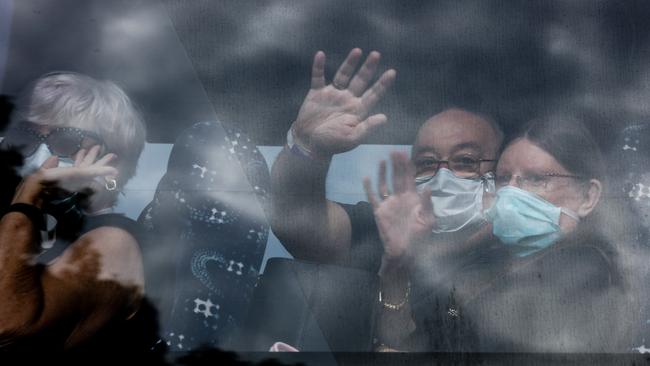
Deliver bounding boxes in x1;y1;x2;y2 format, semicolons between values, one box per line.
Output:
364;152;435;269
12;145;118;207
292;48;396;157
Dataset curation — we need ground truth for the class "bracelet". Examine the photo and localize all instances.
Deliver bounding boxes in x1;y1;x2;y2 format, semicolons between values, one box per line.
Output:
378;280;411;311
286;125;327;161
375;343;401;352
2;203;46;231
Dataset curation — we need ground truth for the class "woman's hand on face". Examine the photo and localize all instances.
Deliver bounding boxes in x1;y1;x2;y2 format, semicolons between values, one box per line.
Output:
12;145;118;207
364;152;435;272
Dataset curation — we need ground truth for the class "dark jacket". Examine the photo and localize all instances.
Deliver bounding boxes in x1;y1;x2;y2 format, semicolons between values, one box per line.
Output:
411;226;638;353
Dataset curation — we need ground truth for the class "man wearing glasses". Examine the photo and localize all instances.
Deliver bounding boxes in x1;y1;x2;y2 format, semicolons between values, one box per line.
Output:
271;48;502;270
269;49;505;350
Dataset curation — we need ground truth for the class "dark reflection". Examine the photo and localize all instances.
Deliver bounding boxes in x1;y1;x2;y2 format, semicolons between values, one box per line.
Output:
608;122;650;351
138;121;270;351
0;95;21;208
176;347;303;366
6;1;650;145
0;94;14;131
235;258;379;352
5;0;650;362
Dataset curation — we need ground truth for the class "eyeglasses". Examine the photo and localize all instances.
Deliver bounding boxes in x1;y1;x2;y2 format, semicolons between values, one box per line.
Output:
495;173;584;192
414;154;496;178
1;122;104;158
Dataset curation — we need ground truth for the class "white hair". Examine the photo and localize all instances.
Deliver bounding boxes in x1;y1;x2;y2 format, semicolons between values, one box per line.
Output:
12;72;146;185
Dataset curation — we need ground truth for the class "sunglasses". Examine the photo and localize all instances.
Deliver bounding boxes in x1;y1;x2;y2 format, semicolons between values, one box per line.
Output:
2;121;105;158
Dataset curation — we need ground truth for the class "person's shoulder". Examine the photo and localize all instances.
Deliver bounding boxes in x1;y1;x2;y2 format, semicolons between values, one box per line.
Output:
339;201;377;237
526;239;618;289
82;213;142;242
80;224;139;248
58;218;144;290
339;201;373;219
76;214;145;259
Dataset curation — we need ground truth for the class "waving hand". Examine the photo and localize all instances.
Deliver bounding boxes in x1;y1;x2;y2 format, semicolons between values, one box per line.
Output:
292;49;396;157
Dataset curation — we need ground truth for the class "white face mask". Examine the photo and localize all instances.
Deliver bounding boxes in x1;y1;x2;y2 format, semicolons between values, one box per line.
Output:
19;143;74;177
415;168;495;233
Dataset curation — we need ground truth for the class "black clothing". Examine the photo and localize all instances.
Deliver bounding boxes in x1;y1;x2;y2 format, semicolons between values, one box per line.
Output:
233;258;379;352
62;214;160;356
1;211;161;358
414;230;636;352
340;201;383;273
36;213;143;263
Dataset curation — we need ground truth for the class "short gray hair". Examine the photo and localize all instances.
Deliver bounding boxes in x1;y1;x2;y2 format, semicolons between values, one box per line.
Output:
12;72;146;185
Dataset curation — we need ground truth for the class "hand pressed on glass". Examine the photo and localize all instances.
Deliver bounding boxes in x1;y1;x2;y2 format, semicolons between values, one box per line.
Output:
363;152;435;272
291;48;396;158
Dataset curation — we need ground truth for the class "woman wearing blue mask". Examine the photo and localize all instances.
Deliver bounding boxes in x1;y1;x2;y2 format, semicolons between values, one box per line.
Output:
486;118;604;256
370;116;639;353
419;116;638;353
0;72;158;355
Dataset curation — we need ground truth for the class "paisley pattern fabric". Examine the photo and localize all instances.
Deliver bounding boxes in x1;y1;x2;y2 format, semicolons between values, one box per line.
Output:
138;121;270;351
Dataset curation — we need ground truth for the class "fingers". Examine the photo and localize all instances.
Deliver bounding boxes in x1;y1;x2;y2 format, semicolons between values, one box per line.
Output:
74;148;87;166
418;187;435;227
76;145;115;168
391;152;405;194
391;151;413;194
348;51;381;97
378;160;389;198
351;113;387;142
359;69;396;119
75;165;118;178
45;165;118;182
40;156;59;169
311;51;326;90
80;145;101;166
332;48;363;90
419;187;434;215
94;152;117;167
404;156;416;191
363;177;379;209
38;146;117;188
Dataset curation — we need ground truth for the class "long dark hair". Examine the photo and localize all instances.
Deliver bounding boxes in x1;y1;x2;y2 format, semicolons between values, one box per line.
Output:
511;115;615;241
515;115;606;182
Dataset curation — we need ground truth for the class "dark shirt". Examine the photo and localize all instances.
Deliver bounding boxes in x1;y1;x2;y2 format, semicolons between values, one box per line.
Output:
412;229;637;352
66;214;159;357
2;213;161;359
340;201;384;273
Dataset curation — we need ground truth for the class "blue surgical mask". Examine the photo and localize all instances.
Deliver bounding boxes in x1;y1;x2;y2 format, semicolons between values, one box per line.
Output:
485;186;580;257
416;168;495;233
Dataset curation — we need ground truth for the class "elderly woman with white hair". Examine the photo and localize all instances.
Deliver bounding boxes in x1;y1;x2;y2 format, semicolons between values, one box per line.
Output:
0;72;155;353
